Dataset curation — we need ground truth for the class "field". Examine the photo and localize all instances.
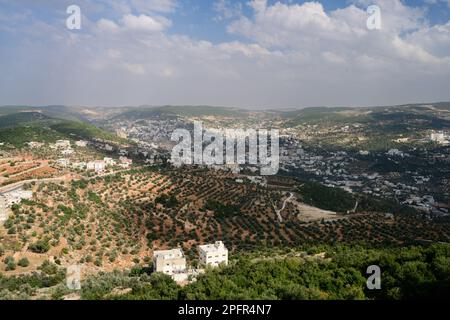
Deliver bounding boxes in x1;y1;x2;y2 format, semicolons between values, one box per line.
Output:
1;166;448;278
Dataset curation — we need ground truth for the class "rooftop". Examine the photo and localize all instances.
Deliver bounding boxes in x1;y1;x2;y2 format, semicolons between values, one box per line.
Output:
198;241;227;253
153;248;185;260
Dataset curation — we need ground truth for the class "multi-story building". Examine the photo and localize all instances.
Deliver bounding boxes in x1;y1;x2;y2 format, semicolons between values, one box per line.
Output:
198;241;228;267
87;160;106;172
153;248;187;276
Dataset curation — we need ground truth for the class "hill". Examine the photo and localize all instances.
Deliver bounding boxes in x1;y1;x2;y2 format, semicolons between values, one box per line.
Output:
0;106;89;122
0;117;126;148
111;105;248;121
0;112;54;129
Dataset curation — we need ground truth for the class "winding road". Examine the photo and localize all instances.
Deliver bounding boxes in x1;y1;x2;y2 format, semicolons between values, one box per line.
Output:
274;192;294;223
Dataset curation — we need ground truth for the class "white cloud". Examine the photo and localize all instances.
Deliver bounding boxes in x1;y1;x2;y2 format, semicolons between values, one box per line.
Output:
97;18;119;32
121;14;171;32
0;0;449;108
213;0;242;21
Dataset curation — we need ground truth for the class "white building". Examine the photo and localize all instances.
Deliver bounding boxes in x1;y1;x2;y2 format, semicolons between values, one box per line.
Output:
103;157;116;166
61;148;74;156
87;160;106;173
72;162;86;169
0;195;7;222
430;132;447;144
119;156;132;168
53;140;71;149
198;241;228;267
75;140;88;147
153;248;187;277
56;158;70;167
1;188;33;209
27;141;44;149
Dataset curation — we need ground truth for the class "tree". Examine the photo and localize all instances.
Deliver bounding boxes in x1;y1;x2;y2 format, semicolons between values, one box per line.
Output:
18;257;30;268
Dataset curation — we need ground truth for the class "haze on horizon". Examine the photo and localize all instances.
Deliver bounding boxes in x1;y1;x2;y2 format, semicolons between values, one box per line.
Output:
0;0;450;109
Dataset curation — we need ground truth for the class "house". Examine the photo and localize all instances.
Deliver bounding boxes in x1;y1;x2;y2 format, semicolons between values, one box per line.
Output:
75;140;88;147
72;162;86;169
61;149;74;156
56;158;70;167
27;141;44;149
153;249;187;279
53;140;71;149
0;195;7;222
198;241;228;267
1;188;33;208
103;157;116;166
87;160;106;173
119;156;132;168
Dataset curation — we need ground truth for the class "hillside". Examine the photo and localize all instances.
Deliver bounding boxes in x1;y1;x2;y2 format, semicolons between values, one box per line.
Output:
0;106;89;122
0;112;54;129
0;117;126;148
111;105;248;121
1;244;448;300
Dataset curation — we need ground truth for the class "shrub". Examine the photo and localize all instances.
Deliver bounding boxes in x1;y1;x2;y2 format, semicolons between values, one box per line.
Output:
18;258;30;268
29;239;50;253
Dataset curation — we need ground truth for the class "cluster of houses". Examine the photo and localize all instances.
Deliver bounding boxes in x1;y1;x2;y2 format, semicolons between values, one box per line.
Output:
56;156;133;172
153;241;228;283
28;140;88;157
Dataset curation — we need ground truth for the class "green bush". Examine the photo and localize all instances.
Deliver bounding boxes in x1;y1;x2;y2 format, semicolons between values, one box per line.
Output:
18;258;30;268
29;239;50;253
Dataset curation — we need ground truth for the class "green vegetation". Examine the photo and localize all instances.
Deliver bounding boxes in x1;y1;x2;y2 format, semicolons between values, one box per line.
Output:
0;112;127;149
0;125;65;148
76;244;450;300
298;181;418;215
115;106;247;121
298;182;355;212
155;194;179;208
29;239;51;254
0;112;52;129
0;261;65;299
18;258;30;268
203;199;240;218
49;120;125;143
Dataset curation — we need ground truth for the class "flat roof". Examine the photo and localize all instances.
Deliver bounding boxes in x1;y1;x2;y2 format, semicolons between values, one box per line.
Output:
154;248;185;259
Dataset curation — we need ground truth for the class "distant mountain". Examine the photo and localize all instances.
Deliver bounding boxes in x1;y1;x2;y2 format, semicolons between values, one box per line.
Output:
0;111;53;128
0;105;89;122
0;112;127;148
281;103;450;127
111;105;248;121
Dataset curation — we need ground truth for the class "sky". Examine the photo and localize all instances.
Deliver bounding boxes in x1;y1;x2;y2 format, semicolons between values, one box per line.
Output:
0;0;449;109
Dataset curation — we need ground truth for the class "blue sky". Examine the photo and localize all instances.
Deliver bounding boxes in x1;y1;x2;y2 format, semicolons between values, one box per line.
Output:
0;0;449;108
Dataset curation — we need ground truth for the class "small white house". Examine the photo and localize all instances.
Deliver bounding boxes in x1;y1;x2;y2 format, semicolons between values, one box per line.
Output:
61;148;74;156
27;141;44;149
153;248;187;276
87;160;106;173
57;158;70;167
75;140;88;147
103;157;116;166
53;140;71;149
198;241;228;267
119;156;132;168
